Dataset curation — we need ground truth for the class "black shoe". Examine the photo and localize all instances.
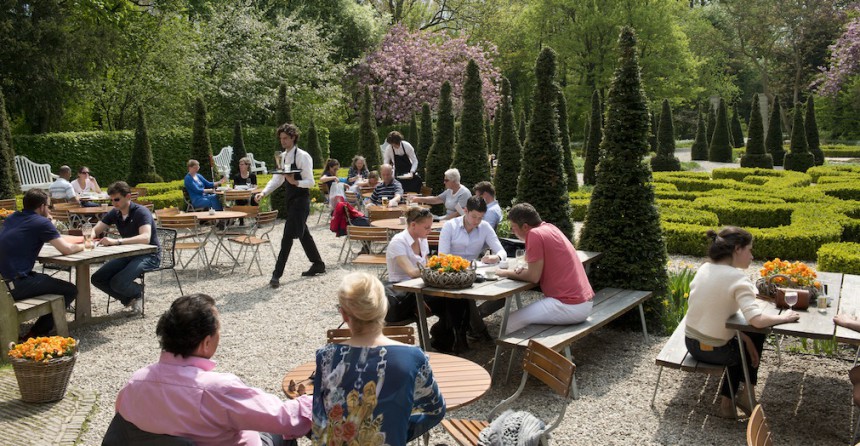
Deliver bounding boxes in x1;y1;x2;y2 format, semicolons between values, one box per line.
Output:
270;278;280;289
466;329;493;343
301;262;326;277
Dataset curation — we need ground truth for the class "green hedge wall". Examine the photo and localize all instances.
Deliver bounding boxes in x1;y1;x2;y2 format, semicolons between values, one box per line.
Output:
818;242;860;274
820;144;860;158
328;124;409;168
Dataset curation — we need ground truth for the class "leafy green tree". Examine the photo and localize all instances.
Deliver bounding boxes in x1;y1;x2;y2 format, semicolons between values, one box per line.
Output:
557;88;577;191
494;77;521;207
408;114;419;146
452;60;491;188
740;94;773;168
579;26;668;306
730;103;745;148
708;99;733;162
650;99;681;171
706;105;716;145
766;97;786;166
583;91;603;185
306;118;324;167
127;106;163;186
784;103;815;172
425;82;455;194
231;121;248;177
359;85;382;170
805;96;824;166
0;90;19;196
418;103;434;171
492;106;502;155
690;107;709;161
282;0;383;63
516;47;573;238
191;97;216;178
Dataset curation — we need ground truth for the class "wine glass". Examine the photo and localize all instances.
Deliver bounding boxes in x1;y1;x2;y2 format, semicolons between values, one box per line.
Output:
515;249;526;269
784;291;799;312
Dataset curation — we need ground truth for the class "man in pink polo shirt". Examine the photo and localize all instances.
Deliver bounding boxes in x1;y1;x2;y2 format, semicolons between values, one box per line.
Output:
496;203;594;333
111;294;311;445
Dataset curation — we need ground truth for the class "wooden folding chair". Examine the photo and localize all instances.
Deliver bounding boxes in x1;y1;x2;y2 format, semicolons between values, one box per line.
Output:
224;190;253;208
427;229;441;254
326;326;415;345
367;207;403;222
746;404;773;446
0;198;16;210
130;187;148;198
228;210;279;275
345;191;359;206
421;185;433;197
316;181;332;224
158;215;211;278
441;340;576;446
341;226;389;265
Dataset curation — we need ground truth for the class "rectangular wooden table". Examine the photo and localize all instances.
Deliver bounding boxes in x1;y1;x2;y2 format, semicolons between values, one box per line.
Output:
38;243;158;323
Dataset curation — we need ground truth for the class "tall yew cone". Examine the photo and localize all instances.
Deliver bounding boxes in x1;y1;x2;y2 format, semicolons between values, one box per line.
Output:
306;118;323;167
425;82;455;194
359;85;382;171
516;47;572;238
731;103;745;148
408;114;419;147
583;90;602;185
708;99;733;162
0;90;19;197
706;105;715;145
231;121;248;177
557;87;577;191
650;99;681;171
494;77;521;207
648;111;658;153
127;106;163;186
483;117;492;155
766;97;785;166
579;27;669;304
784;103;815;172
740;94;773;168
690;107;709;160
190;97;215;178
418;103;433;173
452;60;491;188
492;105;501;155
806;96;824;166
274;83;293;152
518;111;527;146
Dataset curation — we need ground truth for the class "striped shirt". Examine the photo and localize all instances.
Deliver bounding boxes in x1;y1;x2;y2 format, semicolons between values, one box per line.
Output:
48;178;77;200
369;179;403;205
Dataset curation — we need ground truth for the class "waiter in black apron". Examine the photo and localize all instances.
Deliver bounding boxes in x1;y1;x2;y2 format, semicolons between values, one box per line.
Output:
256;123;325;288
382;131;422;193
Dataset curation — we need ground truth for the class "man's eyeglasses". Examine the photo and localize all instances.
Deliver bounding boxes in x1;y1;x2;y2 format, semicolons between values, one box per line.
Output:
111;197;122;202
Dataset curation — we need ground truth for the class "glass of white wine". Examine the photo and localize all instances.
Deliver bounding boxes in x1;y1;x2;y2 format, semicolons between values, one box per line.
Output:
515;249;526;270
784;291;799;312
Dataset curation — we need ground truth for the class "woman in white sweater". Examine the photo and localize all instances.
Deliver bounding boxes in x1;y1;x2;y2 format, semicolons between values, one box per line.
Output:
684;227;799;418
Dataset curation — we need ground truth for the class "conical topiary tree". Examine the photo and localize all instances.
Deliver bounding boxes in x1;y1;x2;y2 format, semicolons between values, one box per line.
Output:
582;117;590;158
691;107;709;161
0;89;18;198
359;85;382;171
706;104;715;145
579;26;668;308
409;113;419;146
191;97;215;178
740;94;773;168
494;77;521;207
557;87;577;191
425;81;455;194
231;121;248;177
484;117;492;155
731;103;745;148
583;90;602;185
648;111;658;153
765;97;785;166
784;103;815;172
518;110;527;146
806;96;824;166
708;98;733;162
516;47;573;238
452;60;491;189
650;99;681;171
492;105;501;155
127;106;163;186
306;118;323;167
418;103;433;172
274;83;293;152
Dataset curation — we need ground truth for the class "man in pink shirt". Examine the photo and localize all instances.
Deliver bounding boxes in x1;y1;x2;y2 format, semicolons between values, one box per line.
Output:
111;294;312;446
496;203;594;333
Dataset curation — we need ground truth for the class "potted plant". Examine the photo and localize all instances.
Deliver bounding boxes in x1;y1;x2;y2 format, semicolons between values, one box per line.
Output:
757;258;821;309
7;336;78;403
419;254;476;289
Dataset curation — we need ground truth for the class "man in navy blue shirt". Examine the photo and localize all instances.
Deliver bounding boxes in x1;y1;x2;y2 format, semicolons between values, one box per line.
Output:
0;189;81;338
89;181;159;313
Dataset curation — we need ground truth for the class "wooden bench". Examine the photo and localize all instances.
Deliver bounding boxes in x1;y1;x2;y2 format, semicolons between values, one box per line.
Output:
651;316;727;408
495;287;652;398
1;281;69;359
14;155;58;192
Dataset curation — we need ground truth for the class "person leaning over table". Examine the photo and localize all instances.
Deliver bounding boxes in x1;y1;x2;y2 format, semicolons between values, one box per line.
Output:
382;131;422;193
89;181;160;314
684;227;800;419
0;189;81;339
312;272;445;446
319;158;343;193
255;123;325;287
494;203;594;334
109;294;312;446
185;159;227;211
48;165;80;206
232;157;259;206
346;154;369;186
834;314;860;407
367;164;403;207
384;207;471;353
350;169;379;195
472;181;502;230
410;168;470;221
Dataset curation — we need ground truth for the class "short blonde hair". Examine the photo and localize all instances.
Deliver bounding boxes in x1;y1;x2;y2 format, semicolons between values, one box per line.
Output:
187;159;200;169
338;272;388;335
239;157;251;166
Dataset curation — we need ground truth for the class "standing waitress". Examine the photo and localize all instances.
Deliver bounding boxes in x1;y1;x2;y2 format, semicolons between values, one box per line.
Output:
382;131;422;193
256;124;325;288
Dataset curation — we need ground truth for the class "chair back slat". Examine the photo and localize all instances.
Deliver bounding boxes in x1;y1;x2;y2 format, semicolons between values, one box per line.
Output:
427;229;441;248
224;190;253;202
0;199;16;211
344;191;358;204
327;326;415;345
746;404;773;446
522;340;576;398
368;208;402;222
227;205;259;218
347;226;389;242
130;187;148;197
255;210;279;226
158;215;201;230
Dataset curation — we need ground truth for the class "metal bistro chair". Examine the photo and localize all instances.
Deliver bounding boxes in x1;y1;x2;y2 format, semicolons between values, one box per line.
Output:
180;186;209;212
158;215;211;278
441;340;576;446
227;210;278;275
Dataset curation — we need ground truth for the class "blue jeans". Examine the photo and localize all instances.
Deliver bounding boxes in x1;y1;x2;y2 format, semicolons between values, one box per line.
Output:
91;253;159;305
9;272;77;335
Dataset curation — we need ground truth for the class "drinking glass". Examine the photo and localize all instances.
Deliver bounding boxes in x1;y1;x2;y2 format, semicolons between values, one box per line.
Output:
82;223;93;251
515;249;526;269
784;291;799;311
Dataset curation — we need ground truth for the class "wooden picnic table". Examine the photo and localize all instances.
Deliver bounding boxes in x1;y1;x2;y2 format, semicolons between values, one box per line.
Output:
281;351;490;410
371;218;444;232
38;241;158;323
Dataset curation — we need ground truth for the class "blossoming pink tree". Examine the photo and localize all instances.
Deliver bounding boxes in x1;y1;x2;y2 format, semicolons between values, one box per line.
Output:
353;24;501;123
817;16;860;96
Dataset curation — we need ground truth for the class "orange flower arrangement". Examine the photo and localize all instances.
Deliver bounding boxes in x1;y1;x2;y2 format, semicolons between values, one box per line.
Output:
8;336;77;363
0;208;14;219
427;254;470;273
760;258;820;288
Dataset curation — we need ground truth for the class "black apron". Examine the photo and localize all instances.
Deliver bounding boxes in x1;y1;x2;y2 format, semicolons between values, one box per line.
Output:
393;147;421;193
283;150;310;240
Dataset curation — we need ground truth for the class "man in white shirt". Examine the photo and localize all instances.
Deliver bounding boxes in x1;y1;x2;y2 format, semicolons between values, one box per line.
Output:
48;165;79;205
255;124;325;287
473;181;502;230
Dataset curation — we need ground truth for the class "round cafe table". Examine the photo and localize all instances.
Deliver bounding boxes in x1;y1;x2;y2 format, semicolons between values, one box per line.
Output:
281;352;490;410
184;211;248;267
68;205;112;215
371;218;444;232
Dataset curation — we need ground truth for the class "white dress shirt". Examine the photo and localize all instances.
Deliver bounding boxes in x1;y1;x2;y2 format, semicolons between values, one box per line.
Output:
262;147;316;196
484;200;503;229
49;178;77;200
382;141;419;175
438;217;507;262
386;229;429;283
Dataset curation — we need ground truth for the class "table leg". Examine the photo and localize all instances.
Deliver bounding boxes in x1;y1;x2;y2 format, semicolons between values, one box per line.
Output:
491;296;514;383
211;226;240;268
735;330;754;411
416;292;430;351
75;265;92;322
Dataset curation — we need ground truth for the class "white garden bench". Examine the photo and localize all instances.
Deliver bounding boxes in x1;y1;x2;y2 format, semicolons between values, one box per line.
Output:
213;146;233;179
245;152;268;175
15;155;58;192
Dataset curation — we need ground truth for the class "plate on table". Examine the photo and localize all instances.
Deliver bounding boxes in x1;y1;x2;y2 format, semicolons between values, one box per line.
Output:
216;186;230;191
397;174;414;180
271;169;302;174
234;185;250;190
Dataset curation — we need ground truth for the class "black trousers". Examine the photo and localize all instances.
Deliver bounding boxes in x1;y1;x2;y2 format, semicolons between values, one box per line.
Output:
272;199;322;279
8;272;77;335
685;332;766;398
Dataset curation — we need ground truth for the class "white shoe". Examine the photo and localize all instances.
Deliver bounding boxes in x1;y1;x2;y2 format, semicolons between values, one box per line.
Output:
126;298;142;316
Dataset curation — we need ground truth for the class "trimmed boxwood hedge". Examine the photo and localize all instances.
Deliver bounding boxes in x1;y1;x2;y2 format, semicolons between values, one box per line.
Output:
818;242;860;274
820;145;860;158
